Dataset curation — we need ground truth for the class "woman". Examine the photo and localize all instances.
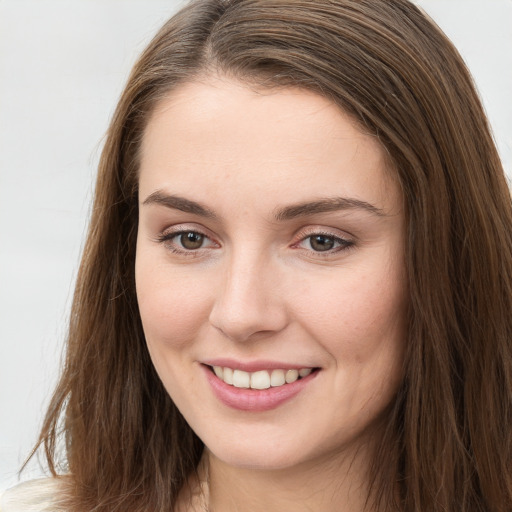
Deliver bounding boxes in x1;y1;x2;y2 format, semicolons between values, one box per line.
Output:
2;0;511;510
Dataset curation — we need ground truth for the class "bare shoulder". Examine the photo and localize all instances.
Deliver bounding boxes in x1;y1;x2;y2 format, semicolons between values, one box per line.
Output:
0;477;64;512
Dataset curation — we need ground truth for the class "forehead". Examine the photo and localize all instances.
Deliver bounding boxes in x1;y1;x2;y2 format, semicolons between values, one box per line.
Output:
139;77;400;216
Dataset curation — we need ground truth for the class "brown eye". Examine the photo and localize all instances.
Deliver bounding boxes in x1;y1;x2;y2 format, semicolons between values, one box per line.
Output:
309;235;335;252
180;232;205;250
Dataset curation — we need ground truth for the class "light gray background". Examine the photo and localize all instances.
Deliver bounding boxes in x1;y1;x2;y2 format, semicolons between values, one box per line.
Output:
1;0;511;490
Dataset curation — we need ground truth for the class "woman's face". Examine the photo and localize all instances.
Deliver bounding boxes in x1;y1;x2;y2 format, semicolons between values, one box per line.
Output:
135;77;407;471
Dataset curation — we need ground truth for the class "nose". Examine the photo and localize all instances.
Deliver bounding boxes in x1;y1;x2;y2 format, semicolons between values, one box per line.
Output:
208;250;288;343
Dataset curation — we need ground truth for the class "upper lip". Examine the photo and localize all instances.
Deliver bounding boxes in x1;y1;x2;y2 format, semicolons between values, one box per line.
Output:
201;358;317;373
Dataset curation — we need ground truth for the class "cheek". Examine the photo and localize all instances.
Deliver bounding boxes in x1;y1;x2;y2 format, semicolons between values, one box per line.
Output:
135;257;213;349
135;255;215;401
302;266;406;430
293;258;407;362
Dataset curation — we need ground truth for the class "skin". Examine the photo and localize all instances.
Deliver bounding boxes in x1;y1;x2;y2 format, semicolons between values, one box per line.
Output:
135;76;407;511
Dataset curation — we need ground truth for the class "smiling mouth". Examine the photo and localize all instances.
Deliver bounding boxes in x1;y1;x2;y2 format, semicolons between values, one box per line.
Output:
208;365;319;390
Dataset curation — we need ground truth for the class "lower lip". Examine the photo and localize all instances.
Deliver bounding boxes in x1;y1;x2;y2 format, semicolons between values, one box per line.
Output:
202;365;318;412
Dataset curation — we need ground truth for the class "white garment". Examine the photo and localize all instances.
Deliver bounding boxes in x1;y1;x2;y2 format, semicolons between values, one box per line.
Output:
0;478;61;512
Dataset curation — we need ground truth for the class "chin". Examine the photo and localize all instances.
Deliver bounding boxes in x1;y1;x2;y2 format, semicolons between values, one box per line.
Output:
209;445;302;471
196;427;300;470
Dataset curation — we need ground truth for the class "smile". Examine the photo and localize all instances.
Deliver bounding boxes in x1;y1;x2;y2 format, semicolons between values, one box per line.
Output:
211;365;314;389
202;361;320;411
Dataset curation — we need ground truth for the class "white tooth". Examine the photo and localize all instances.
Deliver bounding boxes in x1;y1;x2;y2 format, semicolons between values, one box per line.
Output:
250;370;271;390
285;369;299;384
270;369;286;387
232;369;250;388
223;367;234;385
213;366;223;379
299;368;312;378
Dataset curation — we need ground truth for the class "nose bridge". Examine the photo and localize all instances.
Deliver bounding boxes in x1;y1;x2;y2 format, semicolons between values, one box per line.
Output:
209;244;287;342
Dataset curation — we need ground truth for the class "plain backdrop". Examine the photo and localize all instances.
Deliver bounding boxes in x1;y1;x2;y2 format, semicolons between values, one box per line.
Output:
1;0;511;490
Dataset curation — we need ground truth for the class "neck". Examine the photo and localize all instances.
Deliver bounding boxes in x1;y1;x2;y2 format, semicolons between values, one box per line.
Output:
205;443;376;512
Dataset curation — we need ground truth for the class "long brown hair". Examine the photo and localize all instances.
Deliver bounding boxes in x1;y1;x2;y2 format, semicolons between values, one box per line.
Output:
31;1;512;510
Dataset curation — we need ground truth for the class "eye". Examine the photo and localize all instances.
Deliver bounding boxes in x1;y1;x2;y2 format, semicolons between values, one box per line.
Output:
178;231;206;250
156;228;218;254
308;234;337;252
296;232;354;254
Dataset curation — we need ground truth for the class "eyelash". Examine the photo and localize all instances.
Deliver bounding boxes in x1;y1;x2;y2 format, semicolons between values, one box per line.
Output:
156;228;355;257
156;229;218;257
292;230;355;256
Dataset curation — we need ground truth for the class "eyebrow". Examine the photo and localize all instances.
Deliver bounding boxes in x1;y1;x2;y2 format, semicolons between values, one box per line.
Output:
142;190;385;220
274;197;386;220
142;191;217;218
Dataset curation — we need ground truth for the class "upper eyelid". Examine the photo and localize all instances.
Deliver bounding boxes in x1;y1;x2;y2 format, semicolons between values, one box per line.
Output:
159;229;215;244
160;223;214;238
293;225;355;242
